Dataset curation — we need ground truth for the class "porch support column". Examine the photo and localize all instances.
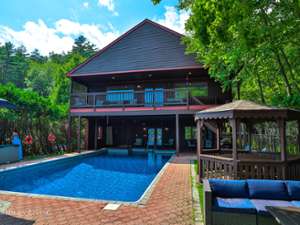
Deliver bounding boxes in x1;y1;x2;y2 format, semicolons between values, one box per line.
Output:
197;120;204;180
231;118;238;179
94;118;98;150
77;116;81;153
175;114;180;155
278;119;287;179
298;120;300;154
67;115;72;151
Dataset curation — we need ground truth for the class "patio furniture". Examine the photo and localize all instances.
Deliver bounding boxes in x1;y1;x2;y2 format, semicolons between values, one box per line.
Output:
204;179;300;225
266;206;300;225
0;144;20;164
0;98;16;110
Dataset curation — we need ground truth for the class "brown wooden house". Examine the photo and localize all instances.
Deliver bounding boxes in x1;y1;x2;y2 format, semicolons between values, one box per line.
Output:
67;19;231;153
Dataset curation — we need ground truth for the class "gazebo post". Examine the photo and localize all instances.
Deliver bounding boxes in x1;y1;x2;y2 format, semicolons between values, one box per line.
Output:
247;122;252;152
278;119;287;179
197;120;204;180
216;121;221;151
231;119;238;179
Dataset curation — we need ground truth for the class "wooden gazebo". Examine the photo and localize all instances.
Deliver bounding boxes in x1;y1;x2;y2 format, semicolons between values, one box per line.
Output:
195;100;300;180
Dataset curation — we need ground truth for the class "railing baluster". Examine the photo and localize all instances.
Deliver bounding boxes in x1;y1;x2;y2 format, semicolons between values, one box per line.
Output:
70;87;219;109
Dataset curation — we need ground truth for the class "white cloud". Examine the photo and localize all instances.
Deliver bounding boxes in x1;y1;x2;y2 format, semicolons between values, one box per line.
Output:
155;6;189;34
0;19;119;56
98;0;118;16
82;2;89;8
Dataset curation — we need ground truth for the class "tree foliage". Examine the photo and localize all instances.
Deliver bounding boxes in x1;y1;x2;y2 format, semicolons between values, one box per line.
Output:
153;0;300;108
0;35;97;155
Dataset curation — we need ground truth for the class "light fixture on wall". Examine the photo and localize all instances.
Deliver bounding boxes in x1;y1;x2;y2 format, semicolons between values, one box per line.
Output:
148;74;152;78
112;76;116;80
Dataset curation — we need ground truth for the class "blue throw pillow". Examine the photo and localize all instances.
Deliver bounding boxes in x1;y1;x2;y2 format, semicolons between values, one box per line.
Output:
209;179;249;198
286;181;300;200
247;179;289;200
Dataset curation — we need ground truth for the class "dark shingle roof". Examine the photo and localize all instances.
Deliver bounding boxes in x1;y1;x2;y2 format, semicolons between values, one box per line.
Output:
68;19;201;76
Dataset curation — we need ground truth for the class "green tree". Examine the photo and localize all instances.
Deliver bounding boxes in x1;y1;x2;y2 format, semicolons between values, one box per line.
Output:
72;35;97;58
153;0;300;108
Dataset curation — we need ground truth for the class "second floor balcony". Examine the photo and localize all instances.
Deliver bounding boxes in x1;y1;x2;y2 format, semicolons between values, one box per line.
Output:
70;88;229;109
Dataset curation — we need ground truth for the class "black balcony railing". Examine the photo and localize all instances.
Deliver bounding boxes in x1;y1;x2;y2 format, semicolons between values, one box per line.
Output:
70;88;226;108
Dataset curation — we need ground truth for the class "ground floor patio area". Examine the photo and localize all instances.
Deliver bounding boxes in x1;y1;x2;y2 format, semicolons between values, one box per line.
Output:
0;153;196;225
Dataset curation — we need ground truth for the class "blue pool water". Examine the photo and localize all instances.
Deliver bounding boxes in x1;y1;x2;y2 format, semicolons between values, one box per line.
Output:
0;152;170;202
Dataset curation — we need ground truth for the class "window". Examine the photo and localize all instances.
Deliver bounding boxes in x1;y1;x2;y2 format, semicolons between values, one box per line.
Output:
106;86;134;102
185;126;197;140
175;82;208;99
190;82;208;97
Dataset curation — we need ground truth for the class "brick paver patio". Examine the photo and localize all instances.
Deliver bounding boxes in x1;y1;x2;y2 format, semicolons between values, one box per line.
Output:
0;155;195;225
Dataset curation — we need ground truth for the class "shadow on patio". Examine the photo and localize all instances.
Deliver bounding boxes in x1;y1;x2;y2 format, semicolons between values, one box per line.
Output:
0;213;35;225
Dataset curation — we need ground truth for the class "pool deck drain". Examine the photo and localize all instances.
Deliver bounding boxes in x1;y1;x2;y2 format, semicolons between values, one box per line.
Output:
103;203;121;210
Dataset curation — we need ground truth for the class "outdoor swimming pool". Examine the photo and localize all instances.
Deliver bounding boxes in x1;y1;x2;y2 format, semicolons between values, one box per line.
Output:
0;151;171;202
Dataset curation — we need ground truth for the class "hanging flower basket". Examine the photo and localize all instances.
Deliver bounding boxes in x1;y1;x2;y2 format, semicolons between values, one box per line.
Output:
24;134;33;145
48;133;56;144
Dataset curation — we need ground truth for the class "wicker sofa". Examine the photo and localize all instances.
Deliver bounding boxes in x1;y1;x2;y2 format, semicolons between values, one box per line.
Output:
204;179;300;225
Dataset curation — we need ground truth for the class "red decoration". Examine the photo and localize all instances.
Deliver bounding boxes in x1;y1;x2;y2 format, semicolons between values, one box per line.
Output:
24;135;33;145
48;133;56;144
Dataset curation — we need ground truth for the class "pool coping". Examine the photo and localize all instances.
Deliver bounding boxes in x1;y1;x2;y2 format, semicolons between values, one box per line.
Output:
0;149;174;206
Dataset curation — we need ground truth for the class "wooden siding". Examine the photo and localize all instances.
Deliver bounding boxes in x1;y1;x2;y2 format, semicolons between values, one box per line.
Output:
70;20;200;76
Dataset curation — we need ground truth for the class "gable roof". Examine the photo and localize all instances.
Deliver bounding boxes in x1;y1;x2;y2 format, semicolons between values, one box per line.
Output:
68;19;201;77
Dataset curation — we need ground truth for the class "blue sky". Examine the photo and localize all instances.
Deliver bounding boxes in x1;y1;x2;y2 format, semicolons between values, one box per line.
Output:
0;0;188;55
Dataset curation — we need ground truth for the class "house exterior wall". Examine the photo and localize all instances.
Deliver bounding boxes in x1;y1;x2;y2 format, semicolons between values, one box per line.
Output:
68;20;231;152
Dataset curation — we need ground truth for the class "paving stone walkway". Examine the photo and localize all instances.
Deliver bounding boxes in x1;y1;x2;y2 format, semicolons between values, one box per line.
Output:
0;154;195;225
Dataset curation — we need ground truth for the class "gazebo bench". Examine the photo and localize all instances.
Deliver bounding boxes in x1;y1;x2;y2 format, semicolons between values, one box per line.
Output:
204;179;300;225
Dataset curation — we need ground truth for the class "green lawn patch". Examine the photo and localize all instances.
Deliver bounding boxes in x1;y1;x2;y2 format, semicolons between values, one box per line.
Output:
194;160;204;215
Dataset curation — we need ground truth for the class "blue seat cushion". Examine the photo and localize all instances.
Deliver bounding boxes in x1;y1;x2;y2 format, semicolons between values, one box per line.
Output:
247;179;289;200
213;197;256;214
291;201;300;207
209;179;249;198
251;199;294;216
286;181;300;200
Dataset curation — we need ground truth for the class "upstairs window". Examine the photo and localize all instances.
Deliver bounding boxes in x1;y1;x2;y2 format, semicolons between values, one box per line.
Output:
106;86;134;103
175;82;208;99
189;82;208;97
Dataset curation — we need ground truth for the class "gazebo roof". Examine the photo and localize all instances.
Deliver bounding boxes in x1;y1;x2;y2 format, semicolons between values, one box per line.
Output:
0;98;16;110
195;100;300;120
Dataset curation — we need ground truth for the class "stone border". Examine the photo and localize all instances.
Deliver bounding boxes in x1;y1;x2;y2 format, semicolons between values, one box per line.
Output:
0;150;174;206
191;160;204;225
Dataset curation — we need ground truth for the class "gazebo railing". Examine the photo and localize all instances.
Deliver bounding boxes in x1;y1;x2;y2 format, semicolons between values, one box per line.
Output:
199;154;234;180
237;160;285;180
199;152;300;180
